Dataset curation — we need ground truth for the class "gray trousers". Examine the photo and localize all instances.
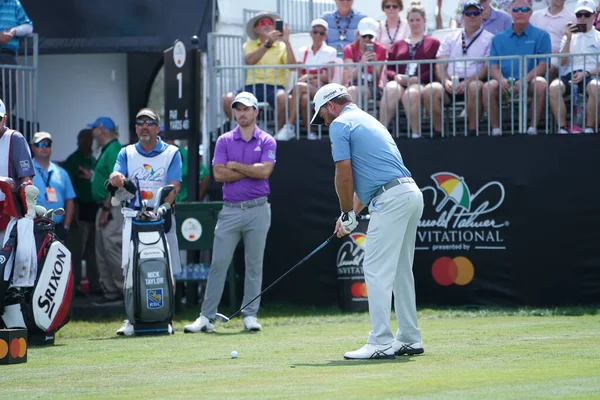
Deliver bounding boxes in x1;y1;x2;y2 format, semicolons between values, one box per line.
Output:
201;201;271;319
95;205;124;297
365;182;424;346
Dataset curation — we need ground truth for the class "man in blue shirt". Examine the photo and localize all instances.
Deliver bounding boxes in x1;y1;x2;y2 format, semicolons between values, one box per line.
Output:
109;108;183;336
31;131;76;241
311;83;424;360
482;0;552;135
321;0;366;51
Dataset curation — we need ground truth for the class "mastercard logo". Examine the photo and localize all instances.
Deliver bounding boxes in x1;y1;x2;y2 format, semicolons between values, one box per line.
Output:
351;281;368;298
0;337;27;359
432;256;474;286
140;190;154;200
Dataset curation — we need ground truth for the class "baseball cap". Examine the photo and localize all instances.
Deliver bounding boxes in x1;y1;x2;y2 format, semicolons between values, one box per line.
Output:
310;83;350;125
575;0;595;13
357;17;377;37
87;117;116;131
32;131;52;144
462;0;483;12
310;18;329;30
0;99;5;118
136;108;160;123
231;91;259;109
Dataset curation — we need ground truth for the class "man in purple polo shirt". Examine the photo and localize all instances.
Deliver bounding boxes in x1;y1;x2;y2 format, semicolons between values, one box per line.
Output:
451;0;513;34
184;92;276;334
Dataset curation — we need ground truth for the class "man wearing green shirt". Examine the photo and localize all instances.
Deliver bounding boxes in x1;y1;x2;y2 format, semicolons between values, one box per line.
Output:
62;128;100;296
88;117;124;306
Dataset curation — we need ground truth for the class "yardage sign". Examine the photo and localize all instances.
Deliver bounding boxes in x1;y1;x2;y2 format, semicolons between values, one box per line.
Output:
164;40;191;139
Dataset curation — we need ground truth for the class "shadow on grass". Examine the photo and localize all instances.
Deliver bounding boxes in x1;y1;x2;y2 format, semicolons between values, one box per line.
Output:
293;357;413;367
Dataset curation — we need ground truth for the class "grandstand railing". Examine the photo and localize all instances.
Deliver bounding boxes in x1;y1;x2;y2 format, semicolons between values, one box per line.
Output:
276;0;336;33
205;51;600;140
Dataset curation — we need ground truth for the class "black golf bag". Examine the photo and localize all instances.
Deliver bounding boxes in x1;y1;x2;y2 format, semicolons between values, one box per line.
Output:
108;180;175;335
0;179;72;345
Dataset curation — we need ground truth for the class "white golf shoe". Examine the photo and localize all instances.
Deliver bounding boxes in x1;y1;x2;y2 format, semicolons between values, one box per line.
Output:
392;340;424;356
183;316;215;333
242;316;262;332
116;320;134;336
343;344;395;360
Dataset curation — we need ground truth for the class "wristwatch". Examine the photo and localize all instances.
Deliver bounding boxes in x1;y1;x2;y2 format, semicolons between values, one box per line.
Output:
263;40;272;49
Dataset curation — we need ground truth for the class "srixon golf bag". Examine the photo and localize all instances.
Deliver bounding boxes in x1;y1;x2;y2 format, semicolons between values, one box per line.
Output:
108;180;175;334
0;178;72;344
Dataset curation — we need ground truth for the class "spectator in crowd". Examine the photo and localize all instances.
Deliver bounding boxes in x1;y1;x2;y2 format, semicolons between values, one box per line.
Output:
549;0;600;133
88;117;124;306
31;132;75;241
379;2;440;137
0;98;33;244
451;0;513;34
376;0;411;50
482;0;551;135
221;12;296;132
423;1;493;135
62;128;100;296
594;1;600;28
184;92;276;334
159;124;210;202
321;0;367;52
0;0;33;115
531;0;576;80
344;18;388;106
275;19;337;141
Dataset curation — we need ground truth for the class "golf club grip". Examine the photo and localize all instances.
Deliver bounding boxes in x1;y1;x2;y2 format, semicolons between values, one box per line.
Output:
227;234;336;320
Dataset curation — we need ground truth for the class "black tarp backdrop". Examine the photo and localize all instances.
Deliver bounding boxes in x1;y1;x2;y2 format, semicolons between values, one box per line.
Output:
211;136;600;308
20;0;214;54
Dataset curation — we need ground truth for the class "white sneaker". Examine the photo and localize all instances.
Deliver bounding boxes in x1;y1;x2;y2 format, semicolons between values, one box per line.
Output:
584;127;595;134
183;316;215;333
392;340;424;356
242;315;262;332
526;127;537;135
307;132;318;140
275;124;295;141
558;127;569;135
410;133;421;139
168;323;174;334
491;128;502;136
116;320;134;336
343;343;395;360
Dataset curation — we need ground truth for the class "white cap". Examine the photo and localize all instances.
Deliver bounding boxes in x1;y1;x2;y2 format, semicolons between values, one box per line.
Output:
310;83;350;125
231;91;259;109
357;17;378;37
0;99;5;118
32;131;52;144
310;18;328;30
575;0;596;13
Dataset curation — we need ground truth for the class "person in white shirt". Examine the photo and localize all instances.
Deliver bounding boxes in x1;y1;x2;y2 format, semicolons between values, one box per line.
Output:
376;0;411;50
275;19;337;141
531;0;576;80
549;0;600;133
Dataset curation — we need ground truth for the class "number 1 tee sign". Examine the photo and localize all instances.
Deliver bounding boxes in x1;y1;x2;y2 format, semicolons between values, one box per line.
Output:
164;40;192;139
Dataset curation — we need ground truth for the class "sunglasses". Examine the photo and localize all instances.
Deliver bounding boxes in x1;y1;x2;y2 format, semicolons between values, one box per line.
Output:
34;141;52;148
463;10;482;16
135;119;159;127
256;19;274;26
361;34;374;39
384;4;400;9
312;30;326;36
512;6;532;12
576;12;592;18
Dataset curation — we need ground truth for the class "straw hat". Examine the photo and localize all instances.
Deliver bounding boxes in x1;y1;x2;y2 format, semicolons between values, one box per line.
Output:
246;11;281;40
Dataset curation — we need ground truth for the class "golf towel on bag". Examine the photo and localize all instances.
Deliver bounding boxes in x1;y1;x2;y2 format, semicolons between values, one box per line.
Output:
124;219;174;326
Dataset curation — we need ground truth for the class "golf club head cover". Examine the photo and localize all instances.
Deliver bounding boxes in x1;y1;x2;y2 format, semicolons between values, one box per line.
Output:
339;210;358;235
23;184;39;219
0;177;20;222
105;179;138;206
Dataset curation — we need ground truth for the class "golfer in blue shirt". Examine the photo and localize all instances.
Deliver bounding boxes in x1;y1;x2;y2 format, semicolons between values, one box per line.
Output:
311;83;425;360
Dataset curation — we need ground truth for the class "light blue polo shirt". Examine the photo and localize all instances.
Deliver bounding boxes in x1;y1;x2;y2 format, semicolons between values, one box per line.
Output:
329;104;411;205
33;160;76;224
114;137;183;183
489;24;552;79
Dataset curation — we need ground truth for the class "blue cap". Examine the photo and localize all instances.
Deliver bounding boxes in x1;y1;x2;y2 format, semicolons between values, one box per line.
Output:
231;92;259;109
462;0;483;11
87;117;116;131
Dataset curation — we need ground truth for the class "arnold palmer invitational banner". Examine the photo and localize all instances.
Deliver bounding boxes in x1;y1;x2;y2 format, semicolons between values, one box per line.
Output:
214;135;600;308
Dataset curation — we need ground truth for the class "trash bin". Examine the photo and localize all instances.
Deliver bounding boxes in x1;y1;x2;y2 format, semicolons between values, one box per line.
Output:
336;214;370;312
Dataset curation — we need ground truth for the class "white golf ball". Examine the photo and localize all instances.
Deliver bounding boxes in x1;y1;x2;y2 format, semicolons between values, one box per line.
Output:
231;350;238;359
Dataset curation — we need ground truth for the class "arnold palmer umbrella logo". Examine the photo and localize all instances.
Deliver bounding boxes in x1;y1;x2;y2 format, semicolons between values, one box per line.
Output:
418;172;509;252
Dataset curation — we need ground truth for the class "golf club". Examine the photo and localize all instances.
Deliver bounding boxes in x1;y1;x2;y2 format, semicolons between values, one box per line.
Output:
215;234;337;323
43;209;54;218
53;208;65;216
35;205;47;217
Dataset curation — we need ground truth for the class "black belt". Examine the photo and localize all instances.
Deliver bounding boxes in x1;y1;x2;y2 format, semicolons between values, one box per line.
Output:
0;48;16;56
224;197;268;209
373;177;415;199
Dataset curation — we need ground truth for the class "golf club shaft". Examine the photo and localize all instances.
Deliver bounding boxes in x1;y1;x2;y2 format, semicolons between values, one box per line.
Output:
226;234;336;320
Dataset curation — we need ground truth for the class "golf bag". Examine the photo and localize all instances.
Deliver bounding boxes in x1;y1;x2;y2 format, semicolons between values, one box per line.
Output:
108;180;175;334
0;178;72;341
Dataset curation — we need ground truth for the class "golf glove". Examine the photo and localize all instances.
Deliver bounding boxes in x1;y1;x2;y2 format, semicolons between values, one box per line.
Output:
338;210;358;235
